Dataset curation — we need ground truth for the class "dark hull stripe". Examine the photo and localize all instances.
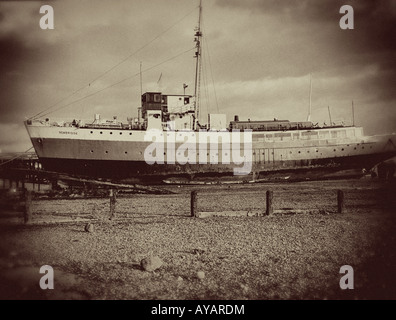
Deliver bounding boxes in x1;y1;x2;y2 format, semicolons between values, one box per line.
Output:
39;151;396;183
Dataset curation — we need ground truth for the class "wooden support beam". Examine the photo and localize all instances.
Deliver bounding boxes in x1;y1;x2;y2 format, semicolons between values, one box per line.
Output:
191;190;198;217
266;190;273;216
109;189;117;220
337;190;345;213
24;190;32;224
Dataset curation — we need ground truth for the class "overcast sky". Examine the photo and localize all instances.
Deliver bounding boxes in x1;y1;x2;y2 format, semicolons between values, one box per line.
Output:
0;0;395;152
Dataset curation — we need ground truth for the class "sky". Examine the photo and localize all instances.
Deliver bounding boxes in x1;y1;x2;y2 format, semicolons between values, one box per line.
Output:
0;0;395;153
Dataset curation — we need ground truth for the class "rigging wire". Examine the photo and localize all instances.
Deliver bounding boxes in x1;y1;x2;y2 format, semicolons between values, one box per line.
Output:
201;41;211;119
201;16;219;114
0;147;34;167
201;46;211;119
30;5;198;120
39;47;196;118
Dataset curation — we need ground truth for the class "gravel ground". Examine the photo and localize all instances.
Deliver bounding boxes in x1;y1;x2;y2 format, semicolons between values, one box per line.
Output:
0;178;395;300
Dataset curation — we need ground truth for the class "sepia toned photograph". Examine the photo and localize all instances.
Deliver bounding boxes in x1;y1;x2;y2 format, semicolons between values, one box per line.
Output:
0;0;395;307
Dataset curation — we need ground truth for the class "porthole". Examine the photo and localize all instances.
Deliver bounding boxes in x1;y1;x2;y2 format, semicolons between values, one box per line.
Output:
100;131;103;134
90;150;94;153
105;151;108;154
110;132;113;135
90;131;93;134
341;148;344;151
129;133;132;135
298;151;301;154
334;149;336;152
120;132;122;135
125;151;128;154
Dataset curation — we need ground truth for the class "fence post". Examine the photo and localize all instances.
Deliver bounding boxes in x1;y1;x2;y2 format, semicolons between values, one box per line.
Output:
191;190;198;217
266;190;273;216
109;189;117;220
337;190;344;213
24;190;32;224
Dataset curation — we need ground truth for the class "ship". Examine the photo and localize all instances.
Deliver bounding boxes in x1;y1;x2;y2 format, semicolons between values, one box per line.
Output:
24;1;396;185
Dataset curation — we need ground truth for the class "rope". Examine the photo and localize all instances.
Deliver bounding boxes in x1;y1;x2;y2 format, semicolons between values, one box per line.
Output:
39;47;196;118
30;5;198;120
0;147;35;167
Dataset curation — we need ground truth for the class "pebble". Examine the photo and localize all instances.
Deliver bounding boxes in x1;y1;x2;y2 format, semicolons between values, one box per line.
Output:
141;256;163;272
84;223;94;233
193;248;206;255
197;271;205;280
177;276;183;282
241;284;249;293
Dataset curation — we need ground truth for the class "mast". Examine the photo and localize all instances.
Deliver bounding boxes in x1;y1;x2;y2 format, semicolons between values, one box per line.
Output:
307;73;312;122
193;0;202;129
328;105;332;126
140;61;143;97
352;100;355;126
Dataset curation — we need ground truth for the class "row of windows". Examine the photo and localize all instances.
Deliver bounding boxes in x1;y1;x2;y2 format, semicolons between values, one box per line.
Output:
90;150;133;154
253;129;356;141
88;130;200;137
88;145;372;156
90;131;133;135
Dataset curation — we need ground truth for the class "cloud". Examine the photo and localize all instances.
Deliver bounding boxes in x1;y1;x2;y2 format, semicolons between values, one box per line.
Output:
0;0;395;154
0;123;32;153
